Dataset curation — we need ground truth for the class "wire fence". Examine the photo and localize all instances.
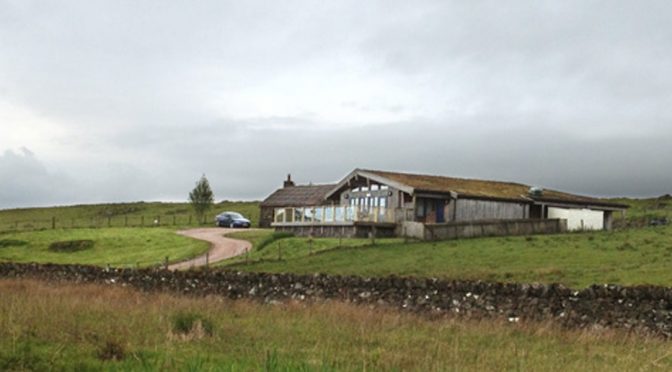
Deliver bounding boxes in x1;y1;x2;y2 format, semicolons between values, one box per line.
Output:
0;214;218;233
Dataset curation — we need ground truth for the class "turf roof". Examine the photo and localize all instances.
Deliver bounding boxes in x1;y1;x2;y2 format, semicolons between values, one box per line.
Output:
362;169;628;208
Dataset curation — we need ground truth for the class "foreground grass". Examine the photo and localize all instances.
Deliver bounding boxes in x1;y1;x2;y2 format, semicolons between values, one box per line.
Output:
0;228;208;267
0;201;260;232
229;225;672;288
1;279;671;371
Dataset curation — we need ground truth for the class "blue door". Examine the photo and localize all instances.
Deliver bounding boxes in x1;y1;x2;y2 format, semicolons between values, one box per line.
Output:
436;200;445;223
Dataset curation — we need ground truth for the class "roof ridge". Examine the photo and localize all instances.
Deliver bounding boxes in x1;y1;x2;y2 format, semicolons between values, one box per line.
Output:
288;183;337;188
361;168;529;187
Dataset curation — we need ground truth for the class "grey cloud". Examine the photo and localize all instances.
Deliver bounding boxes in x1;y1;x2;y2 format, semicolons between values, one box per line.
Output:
1;1;671;208
0;148;75;208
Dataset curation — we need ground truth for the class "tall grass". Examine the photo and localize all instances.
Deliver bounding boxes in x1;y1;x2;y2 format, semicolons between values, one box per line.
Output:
1;279;671;371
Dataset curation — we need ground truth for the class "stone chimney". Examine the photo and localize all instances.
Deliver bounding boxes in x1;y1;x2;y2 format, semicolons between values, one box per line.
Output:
283;174;295;188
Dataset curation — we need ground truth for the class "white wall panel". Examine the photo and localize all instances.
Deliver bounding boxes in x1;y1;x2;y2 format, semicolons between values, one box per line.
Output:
548;207;604;231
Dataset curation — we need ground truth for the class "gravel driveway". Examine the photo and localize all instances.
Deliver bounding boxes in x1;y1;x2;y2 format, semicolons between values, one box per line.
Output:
168;228;254;270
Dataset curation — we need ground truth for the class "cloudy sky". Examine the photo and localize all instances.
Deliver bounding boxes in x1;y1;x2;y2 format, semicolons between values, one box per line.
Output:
1;1;671;208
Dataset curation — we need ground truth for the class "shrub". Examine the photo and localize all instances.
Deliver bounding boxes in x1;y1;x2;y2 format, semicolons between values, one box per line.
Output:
257;232;294;251
0;239;28;248
171;312;214;337
48;240;94;252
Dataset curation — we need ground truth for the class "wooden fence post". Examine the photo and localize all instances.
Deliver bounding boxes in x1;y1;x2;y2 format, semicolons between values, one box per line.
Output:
205;252;209;268
141;216;144;226
189;215;192;225
173;215;176;226
125;216;128;227
107;216;111;228
52;217;56;229
164;256;169;270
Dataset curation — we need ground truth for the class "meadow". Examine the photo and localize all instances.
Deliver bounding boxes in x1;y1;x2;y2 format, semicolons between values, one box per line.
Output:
1;196;671;288
2;278;672;371
0;228;208;267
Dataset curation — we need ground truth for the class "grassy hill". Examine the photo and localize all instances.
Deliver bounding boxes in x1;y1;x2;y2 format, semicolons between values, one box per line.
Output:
610;195;672;227
226;224;672;289
0;201;260;232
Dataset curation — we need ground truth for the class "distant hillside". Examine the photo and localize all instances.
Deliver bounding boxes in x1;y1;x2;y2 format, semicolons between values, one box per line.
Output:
608;195;672;228
0;196;667;232
0;201;260;232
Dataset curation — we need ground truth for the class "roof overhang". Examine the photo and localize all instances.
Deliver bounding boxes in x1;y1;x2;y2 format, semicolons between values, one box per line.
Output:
324;169;415;199
531;198;629;211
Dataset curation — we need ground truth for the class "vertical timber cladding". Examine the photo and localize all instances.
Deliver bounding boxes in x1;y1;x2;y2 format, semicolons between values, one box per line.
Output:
454;199;527;221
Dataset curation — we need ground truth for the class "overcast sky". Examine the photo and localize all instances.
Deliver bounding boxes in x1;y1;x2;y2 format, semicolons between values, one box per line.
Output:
1;1;671;209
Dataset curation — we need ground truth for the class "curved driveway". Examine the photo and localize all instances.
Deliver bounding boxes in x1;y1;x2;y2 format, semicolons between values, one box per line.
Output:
168;228;254;270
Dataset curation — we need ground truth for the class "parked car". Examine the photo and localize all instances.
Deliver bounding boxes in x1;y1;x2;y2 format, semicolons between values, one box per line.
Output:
215;211;251;228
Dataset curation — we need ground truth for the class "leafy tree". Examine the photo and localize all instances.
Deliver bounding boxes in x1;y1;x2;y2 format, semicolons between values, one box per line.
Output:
189;175;215;224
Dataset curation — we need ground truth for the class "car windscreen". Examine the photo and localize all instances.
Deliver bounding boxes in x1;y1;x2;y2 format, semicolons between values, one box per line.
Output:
228;213;244;219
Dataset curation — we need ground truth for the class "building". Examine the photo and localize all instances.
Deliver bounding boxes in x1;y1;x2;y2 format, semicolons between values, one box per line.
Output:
260;169;628;238
258;175;336;228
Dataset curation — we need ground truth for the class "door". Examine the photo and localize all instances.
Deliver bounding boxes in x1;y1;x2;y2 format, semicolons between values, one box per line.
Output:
436;200;445;223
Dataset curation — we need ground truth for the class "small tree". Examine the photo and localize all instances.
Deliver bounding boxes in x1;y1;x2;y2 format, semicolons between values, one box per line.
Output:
189;175;215;224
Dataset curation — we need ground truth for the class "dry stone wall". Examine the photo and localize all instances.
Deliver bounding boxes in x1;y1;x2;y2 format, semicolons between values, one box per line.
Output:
2;262;672;338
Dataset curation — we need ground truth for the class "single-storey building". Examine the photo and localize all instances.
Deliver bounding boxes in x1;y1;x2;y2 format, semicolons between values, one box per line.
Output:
259;175;336;228
260;169;628;238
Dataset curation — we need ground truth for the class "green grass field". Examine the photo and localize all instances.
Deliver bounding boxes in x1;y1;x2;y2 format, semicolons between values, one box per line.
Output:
0;201;260;232
0;228;208;267
224;230;402;265
2;279;671;371
226;225;672;288
1;196;671;287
